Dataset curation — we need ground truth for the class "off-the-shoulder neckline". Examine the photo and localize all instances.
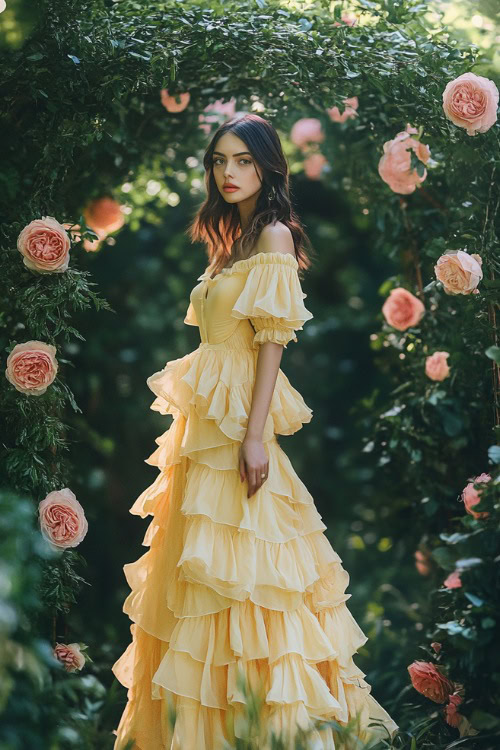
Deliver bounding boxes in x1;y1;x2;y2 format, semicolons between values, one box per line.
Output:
198;251;299;282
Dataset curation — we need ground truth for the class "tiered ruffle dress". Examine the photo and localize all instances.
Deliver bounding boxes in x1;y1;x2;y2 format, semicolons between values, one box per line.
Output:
112;251;399;750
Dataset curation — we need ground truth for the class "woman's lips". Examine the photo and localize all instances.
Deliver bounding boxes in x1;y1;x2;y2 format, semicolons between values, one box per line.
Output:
223;186;239;192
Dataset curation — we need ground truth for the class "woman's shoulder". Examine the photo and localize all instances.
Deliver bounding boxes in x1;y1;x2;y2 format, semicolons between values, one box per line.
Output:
255;221;295;259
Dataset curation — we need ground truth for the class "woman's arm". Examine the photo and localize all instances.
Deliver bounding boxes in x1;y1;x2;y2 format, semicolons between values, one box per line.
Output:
240;341;283;498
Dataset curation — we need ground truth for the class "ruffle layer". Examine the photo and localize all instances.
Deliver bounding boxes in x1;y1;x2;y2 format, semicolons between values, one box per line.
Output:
146;344;313;452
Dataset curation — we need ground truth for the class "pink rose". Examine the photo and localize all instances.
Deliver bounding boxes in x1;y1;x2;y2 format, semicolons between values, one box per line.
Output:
160;89;190;113
53;642;86;672
303;153;327;179
462;473;491;519
38;488;88;549
5;341;58;396
430;642;442;654
443;569;462;589
445;693;464;728
17;216;71;273
327;96;359;123
434;250;483;295
442;72;499;136
290;118;325;151
382;287;425;331
333;13;358;26
425;351;450;381
378;124;431;194
83;196;124;236
198;97;237;135
415;549;431;576
408;660;454;703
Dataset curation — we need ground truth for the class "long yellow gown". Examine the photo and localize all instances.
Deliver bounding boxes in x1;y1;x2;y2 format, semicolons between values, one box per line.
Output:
112;251;399;749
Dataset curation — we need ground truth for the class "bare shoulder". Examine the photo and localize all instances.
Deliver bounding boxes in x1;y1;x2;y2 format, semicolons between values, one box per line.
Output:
255;221;295;258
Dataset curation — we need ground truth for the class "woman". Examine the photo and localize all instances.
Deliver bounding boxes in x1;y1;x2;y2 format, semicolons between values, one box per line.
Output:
112;113;399;749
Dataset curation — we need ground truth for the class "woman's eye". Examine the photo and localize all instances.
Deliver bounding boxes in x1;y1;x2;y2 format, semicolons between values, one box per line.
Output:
213;158;252;165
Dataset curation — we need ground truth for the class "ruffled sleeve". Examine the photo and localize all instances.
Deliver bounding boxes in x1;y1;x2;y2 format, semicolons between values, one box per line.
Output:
230;252;313;349
184;301;199;327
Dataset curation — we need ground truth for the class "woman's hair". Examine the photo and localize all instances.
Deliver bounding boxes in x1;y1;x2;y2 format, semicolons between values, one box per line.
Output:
187;113;315;277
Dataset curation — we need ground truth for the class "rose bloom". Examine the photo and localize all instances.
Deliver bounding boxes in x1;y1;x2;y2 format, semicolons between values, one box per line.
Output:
444;569;462;589
445;693;464;728
425;351;450;381
303;153;327;179
327;96;359;123
462;473;491;519
83;196;124;236
17;216;71;273
198;97;237;135
434;250;483;295
408;660;454;703
378;124;431;194
443;72;498;136
333;13;358;26
160;89;190;113
382;287;425;331
5;341;58;396
38;488;88;549
415;549;431;576
290;118;325;150
53;642;86;673
430;642;442;654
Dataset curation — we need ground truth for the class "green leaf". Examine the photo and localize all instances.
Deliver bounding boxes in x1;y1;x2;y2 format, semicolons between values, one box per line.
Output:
485;345;500;364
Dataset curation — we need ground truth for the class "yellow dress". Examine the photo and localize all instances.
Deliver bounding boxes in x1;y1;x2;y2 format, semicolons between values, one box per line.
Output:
112;251;399;750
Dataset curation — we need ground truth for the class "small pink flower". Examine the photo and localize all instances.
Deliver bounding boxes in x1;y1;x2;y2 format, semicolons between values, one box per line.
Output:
444;569;462;589
415;549;431;576
38;488;88;549
442;72;498;136
53;642;86;673
382;287;425;331
430;642;442;654
445;693;464;728
333;13;358;26
17;216;71;273
5;341;58;396
290;118;325;151
303;153;327;179
462;473;491;519
160;89;190;113
198;97;237;135
83;196;124;237
378;124;431;195
327;96;359;123
434;250;483;295
408;660;454;703
425;351;450;381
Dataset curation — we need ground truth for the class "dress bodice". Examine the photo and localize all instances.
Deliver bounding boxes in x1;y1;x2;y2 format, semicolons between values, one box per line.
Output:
184;251;313;349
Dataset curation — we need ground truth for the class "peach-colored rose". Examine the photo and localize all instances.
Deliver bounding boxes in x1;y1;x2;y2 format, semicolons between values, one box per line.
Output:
5;341;58;396
445;693;464;728
444;569;462;589
382;287;425;331
408;660;454;703
442;72;499;136
160;89;190;113
83;196;124;236
415;549;431;576
333;13;358;26
434;250;483;296
327;96;359;123
303;153;327;179
53;642;86;672
425;351;450;381
38;488;88;549
290;118;325;151
430;642;442;654
198;97;237;135
17;216;71;273
62;223;82;243
462;473;491;519
378;124;431;194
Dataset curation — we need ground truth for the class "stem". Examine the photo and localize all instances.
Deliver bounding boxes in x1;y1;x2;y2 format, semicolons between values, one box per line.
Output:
399;197;424;299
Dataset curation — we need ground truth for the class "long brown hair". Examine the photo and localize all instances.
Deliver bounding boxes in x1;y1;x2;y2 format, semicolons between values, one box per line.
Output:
187;113;315;278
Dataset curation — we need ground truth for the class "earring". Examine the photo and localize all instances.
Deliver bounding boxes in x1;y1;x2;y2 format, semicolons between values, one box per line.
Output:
267;185;276;202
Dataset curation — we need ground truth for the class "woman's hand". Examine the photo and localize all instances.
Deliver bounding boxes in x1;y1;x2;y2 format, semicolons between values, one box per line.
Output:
239;436;269;499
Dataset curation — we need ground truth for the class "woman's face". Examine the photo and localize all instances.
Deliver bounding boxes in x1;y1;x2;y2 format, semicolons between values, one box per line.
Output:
211;132;263;205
